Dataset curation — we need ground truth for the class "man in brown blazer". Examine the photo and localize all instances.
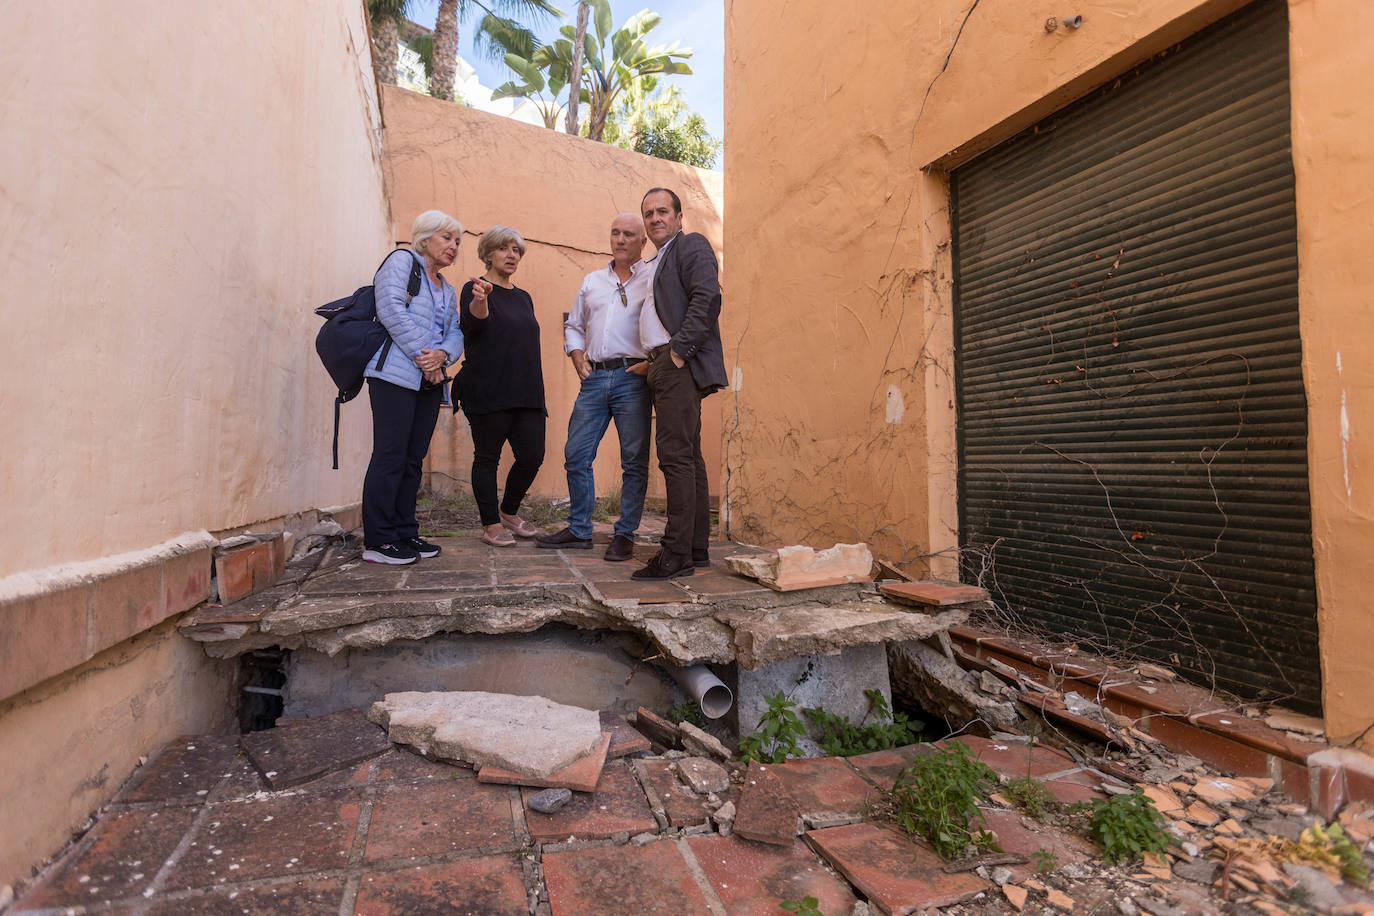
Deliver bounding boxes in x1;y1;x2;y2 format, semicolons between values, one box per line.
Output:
632;187;727;581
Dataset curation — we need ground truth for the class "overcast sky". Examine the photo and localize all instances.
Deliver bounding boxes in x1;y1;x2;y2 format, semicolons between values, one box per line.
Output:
405;0;724;142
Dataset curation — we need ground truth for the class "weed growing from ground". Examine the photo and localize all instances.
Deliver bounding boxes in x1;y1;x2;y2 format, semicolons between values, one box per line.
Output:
804;689;920;757
891;740;1001;860
780;897;823;916
668;701;705;728
1004;775;1058;821
738;692;806;763
1081;789;1168;863
1291;820;1370;883
1031;849;1060;874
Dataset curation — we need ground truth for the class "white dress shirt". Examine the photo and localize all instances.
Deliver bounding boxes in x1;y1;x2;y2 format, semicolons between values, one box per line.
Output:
564;259;653;361
639;235;675;350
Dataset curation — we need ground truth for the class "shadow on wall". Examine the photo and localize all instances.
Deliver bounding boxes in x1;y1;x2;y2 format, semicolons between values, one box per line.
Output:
379;84;726;505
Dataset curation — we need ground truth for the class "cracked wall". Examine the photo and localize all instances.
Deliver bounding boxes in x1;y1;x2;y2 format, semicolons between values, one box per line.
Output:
724;0;1374;746
379;85;725;502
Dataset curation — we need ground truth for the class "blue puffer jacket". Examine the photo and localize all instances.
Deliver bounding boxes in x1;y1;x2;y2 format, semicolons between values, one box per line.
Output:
363;248;464;391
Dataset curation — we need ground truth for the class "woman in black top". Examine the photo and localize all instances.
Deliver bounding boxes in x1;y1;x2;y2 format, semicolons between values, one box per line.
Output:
456;225;546;547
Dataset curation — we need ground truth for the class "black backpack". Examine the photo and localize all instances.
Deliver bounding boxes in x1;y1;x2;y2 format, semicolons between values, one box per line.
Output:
314;248;424;468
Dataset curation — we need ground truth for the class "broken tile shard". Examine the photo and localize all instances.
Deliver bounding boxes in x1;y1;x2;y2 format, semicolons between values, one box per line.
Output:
879;580;990;607
368;691;601;778
734;760;800;846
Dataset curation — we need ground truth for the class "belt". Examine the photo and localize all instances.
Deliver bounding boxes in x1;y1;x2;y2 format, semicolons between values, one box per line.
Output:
589;357;645;371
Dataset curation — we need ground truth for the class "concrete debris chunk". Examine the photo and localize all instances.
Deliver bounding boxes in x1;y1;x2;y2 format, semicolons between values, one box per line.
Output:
679;722;732;761
675;756;730;794
528;787;573;813
1264;709;1325;737
724;543;873;591
368;691;601;778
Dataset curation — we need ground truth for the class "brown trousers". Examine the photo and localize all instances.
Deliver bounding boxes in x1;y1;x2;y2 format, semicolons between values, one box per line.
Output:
646;351;711;561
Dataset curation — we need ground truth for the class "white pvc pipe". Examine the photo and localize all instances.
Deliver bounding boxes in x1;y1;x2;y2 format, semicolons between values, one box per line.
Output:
663;664;734;720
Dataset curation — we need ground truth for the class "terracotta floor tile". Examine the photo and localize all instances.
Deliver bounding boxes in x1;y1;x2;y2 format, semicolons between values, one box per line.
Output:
805;822;985;913
1041;767;1122;807
594;580;690;603
771;757;879;816
365;779;519;861
298;565;410;596
602;710;652;759
637;759;712;828
354;855;528;915
688;834;858;916
239;708;391;789
847;744;935;790
523;759;656;842
17;807;199;908
680;574;772;597
978;807;1095;882
400;569;492;589
493;568;579;585
544;840;716;915
371;748;474;782
143;878;346;914
479;733;610;792
164;790;362;889
734;761;800;846
945;735;1076;779
116;735;246;804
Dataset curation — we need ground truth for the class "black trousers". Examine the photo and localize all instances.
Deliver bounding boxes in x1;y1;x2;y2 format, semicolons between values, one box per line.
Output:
362;378;442;548
646;352;710;561
467;407;545;526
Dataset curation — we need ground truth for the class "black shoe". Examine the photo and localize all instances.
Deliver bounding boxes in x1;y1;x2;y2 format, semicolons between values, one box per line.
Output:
631;552;695;580
363;543;419;565
536;526;593;550
604;534;635;562
692;550;710;568
404;536;441;558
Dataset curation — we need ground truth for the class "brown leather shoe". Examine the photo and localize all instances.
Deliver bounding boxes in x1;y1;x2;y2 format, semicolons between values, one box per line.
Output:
604;534;635;562
535;526;593;550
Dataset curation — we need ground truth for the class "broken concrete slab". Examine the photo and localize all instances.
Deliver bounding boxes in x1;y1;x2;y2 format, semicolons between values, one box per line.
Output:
679;722;731;761
734;761;800;846
725;602;967;669
368;691;602;778
238;708;390;789
477;733;611;792
725;543;873;591
675;757;730;795
888;637;1020;733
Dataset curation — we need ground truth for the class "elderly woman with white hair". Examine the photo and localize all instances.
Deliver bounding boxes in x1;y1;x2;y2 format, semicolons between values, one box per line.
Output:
454;225;546;547
361;209;482;565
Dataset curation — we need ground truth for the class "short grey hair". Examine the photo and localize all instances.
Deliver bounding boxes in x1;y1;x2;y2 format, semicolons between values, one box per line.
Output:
411;209;463;252
477;225;528;266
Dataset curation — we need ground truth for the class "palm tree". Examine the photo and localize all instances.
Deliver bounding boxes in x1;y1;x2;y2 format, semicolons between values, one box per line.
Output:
367;0;413;84
543;0;693;141
563;1;591;134
429;0;563;102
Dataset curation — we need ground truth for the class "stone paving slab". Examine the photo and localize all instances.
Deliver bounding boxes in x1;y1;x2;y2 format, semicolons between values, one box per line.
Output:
806;821;986;913
543;840;718;915
239;707;391;789
688;834;859;916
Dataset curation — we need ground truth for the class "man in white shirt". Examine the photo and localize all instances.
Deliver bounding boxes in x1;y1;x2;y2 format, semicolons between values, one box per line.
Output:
537;213;654;561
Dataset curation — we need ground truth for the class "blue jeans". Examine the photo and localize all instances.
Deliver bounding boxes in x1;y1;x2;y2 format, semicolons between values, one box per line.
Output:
564;368;652;539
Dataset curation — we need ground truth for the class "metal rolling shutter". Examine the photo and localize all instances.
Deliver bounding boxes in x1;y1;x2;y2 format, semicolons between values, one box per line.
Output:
951;0;1319;710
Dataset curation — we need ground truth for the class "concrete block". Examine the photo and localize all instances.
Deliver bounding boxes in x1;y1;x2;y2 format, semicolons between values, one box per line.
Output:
728;645;891;754
725;543;873;592
0;584;90;700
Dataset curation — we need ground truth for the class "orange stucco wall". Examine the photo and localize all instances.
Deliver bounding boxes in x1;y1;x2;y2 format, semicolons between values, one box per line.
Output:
726;0;1374;744
0;0;392;888
379;85;726;507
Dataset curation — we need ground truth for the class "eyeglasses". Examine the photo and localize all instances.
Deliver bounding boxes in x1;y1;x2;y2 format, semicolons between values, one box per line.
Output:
616;282;628;307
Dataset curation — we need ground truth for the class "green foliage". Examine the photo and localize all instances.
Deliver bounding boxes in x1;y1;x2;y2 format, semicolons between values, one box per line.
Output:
1294;820;1370;883
891;741;1001;860
668;701;704;728
1030;849;1060;874
1004;775;1058;821
803;689;920;757
1085;789;1169;864
738;692;805;764
780;897;823;916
